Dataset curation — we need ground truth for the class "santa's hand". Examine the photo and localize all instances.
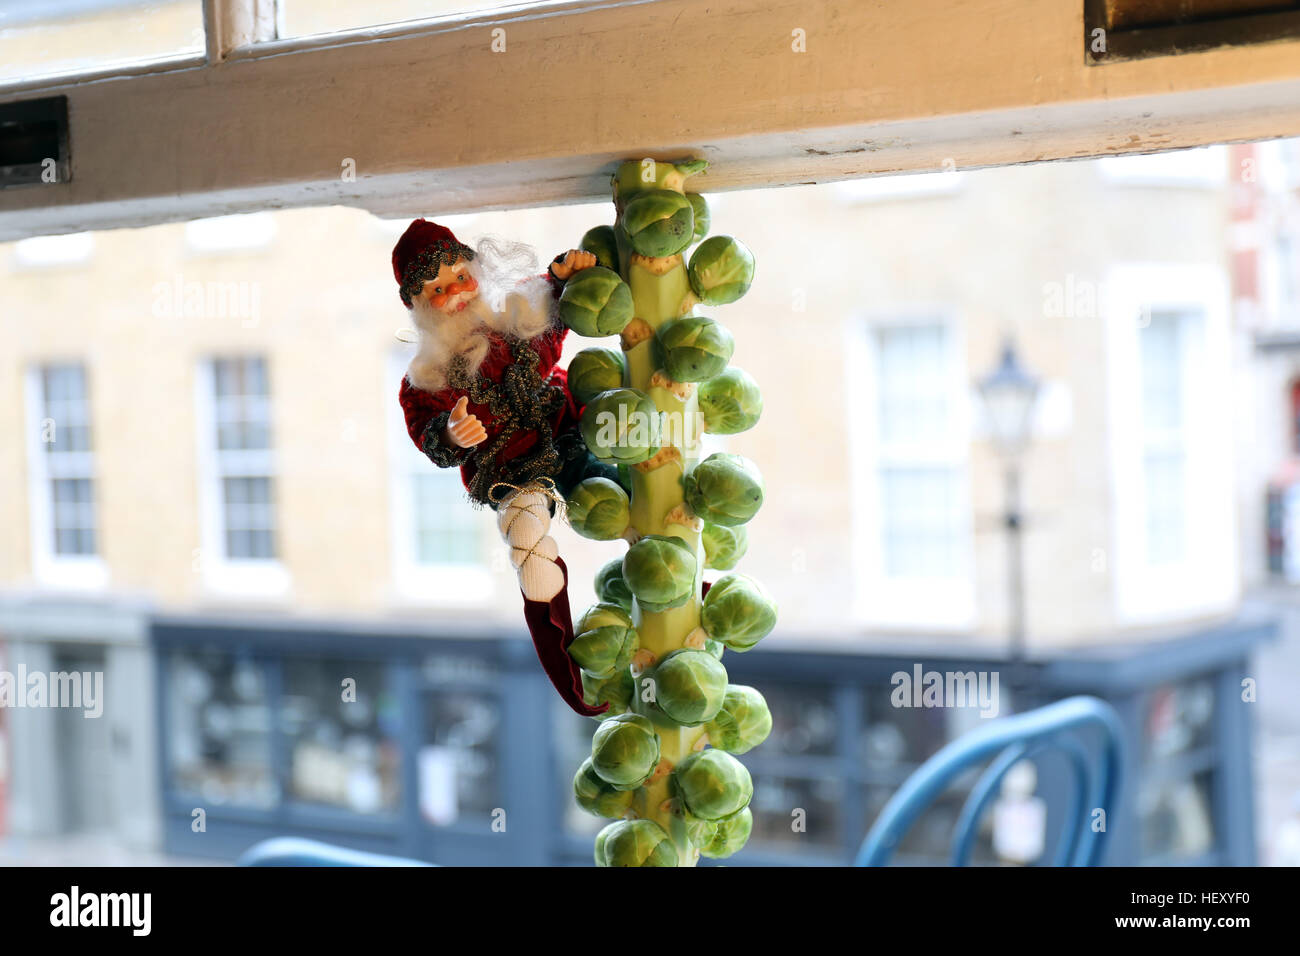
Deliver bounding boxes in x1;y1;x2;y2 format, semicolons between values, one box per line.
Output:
550;249;598;281
444;396;487;448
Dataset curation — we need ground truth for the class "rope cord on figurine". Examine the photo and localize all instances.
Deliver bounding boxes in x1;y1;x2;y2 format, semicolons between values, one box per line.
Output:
491;477;567;567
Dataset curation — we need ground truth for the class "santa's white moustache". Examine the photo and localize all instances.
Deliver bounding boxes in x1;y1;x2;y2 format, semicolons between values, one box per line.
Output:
405;236;556;392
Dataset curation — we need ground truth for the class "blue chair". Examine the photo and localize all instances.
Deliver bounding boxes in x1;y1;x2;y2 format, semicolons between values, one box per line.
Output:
238;836;434;867
855;695;1124;867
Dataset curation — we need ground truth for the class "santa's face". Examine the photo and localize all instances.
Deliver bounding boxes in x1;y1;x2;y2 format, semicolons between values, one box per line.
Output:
420;259;479;315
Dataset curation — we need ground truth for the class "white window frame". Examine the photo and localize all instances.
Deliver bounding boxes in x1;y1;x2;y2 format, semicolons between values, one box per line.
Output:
23;363;108;590
1104;264;1237;624
194;356;290;598
844;311;976;630
385;350;494;607
6;1;1300;242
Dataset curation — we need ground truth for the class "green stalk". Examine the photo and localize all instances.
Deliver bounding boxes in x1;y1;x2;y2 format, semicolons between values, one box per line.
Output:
621;251;704;866
571;158;767;868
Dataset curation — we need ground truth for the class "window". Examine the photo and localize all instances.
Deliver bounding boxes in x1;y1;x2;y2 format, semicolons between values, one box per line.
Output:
846;317;975;628
165;647;276;807
1105;264;1237;622
1139;312;1191;566
282;658;401;814
413;469;484;566
25;362;106;588
212;358;275;559
386;351;491;604
278;0;526;40
420;687;501;827
196;355;288;595
876;325;965;578
0;0;204;85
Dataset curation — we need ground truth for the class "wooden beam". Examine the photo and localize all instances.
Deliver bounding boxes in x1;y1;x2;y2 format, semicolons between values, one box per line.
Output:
3;0;1300;240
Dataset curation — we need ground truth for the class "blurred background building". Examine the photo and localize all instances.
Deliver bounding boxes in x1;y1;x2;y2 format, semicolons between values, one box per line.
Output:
2;137;1298;864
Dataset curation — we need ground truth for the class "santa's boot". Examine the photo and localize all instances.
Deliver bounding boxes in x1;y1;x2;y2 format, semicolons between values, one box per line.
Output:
499;487;606;716
520;556;606;716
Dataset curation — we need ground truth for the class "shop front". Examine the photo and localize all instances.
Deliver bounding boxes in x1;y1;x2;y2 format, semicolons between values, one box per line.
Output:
153;614;1272;866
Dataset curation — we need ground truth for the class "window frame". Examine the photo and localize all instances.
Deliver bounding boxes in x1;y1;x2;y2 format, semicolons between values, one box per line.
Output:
384;350;495;607
22;361;108;590
1104;263;1238;623
194;354;290;598
4;0;1300;242
844;310;977;631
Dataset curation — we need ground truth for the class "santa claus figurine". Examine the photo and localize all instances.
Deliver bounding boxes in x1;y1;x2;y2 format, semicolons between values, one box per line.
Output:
394;219;615;716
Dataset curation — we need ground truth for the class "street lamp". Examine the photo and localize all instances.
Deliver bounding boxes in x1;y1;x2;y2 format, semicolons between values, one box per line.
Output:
977;338;1041;673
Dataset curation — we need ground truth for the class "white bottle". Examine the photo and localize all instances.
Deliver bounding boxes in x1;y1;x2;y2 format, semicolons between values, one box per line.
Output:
992;760;1047;865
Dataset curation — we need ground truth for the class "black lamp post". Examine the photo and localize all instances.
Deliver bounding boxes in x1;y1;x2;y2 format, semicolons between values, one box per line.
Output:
977;338;1041;675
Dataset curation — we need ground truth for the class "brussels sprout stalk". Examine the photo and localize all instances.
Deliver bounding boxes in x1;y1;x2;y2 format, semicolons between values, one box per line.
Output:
620;164;707;865
572;159;769;867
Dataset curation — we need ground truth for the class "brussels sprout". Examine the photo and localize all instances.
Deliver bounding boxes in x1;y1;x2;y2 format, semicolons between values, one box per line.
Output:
685;815;718;849
591;713;661;789
650;649;728;726
574;756;637;819
622;535;697;613
701;573;778;652
580;388;660;464
580;225;620;272
703;685;772;753
569;603;638;679
688;235;755;305
654;315;735;383
705;639;725;660
696;807;752;858
702;522;748;571
602;819;679;867
566;477;631;541
594;821;617;866
684;453;764;527
612;158;707;205
698;367;763;435
621;189;695;258
559;266;634;337
583;668;633;717
687;193;710;242
568;347;625;407
671;748;753;821
594;558;633;612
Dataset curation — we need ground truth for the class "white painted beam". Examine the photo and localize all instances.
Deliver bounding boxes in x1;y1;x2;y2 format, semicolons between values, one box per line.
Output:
2;0;1300;239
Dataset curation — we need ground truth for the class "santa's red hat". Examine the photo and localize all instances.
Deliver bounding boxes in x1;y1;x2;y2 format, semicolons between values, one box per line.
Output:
392;219;476;308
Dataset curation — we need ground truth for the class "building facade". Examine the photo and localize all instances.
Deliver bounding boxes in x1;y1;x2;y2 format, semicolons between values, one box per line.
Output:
0;146;1286;863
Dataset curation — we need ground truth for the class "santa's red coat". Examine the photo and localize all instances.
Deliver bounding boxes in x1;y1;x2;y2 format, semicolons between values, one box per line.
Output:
398;275;578;503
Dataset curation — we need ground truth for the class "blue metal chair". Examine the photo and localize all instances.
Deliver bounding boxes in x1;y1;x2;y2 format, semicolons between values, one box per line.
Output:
238;837;434;867
855;695;1124;867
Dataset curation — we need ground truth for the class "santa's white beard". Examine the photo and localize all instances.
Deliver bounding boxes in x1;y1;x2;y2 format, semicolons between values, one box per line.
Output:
405;245;555;393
